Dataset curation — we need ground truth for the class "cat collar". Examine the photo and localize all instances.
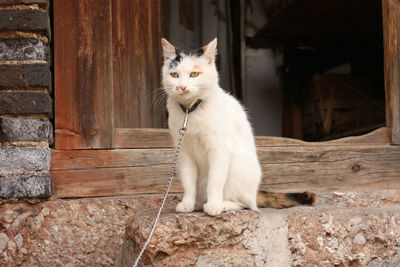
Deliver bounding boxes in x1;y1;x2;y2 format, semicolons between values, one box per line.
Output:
179;99;203;113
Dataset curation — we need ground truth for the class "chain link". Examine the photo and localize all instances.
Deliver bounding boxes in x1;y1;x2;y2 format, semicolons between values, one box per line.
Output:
132;110;189;267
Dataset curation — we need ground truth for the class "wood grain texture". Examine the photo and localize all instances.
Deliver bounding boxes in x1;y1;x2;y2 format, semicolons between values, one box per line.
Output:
54;0;113;149
256;127;390;146
113;128;172;148
258;145;400;192
51;140;400;198
51;166;182;198
112;0;166;129
383;0;400;144
50;148;173;171
51;149;181;198
111;127;389;149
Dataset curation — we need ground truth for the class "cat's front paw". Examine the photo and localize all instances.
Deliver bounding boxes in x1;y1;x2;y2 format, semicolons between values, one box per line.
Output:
176;201;195;213
203;202;223;216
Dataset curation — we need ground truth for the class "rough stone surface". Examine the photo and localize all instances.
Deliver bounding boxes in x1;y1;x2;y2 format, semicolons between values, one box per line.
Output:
121;209;263;267
287;207;400;266
0;195;179;266
0;118;52;143
0;233;9;253
0;38;48;61
0;65;50;87
0;10;48;31
366;253;400;267
316;190;400;208
0;173;51;198
0;0;47;4
0;147;49;172
122;191;400;267
0;191;399;266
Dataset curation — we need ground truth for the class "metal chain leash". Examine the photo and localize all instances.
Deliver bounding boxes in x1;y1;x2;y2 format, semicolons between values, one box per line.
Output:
132;110;189;267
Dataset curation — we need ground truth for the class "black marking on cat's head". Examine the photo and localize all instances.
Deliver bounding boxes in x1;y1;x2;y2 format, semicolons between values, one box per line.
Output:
168;47;205;69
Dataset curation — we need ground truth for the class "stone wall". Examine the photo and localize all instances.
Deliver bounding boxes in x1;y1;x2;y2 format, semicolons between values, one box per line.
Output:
0;0;52;198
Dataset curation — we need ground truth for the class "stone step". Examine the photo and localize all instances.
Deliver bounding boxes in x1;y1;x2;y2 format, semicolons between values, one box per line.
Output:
120;191;400;267
313;190;400;208
1;190;399;266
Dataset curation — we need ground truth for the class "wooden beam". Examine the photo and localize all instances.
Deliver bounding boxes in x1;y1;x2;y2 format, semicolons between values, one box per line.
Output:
51;165;183;198
51;149;181;198
113;128;172;148
258;145;400;192
383;0;400;144
50;135;400;198
51;148;174;171
112;127;389;149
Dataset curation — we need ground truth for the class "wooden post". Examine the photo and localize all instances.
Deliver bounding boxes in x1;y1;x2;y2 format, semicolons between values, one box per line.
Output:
383;0;400;144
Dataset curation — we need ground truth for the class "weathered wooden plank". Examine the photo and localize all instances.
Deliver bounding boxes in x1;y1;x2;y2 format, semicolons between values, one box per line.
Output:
50;148;173;171
383;0;400;144
0;63;50;87
113;128;172;148
54;0;113;149
0;9;48;31
0;91;51;115
51;165;182;198
258;145;400;192
256;127;390;146
50;144;400;198
112;0;165;129
111;127;388;149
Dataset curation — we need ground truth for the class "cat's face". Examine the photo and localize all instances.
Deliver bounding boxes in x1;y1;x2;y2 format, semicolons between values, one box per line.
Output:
161;38;219;104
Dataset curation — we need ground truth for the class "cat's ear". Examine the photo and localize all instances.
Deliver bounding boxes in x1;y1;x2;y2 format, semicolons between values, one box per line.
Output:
161;38;176;60
203;38;217;64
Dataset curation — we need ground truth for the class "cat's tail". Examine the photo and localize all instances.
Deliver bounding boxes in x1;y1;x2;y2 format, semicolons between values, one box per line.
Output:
256;191;316;209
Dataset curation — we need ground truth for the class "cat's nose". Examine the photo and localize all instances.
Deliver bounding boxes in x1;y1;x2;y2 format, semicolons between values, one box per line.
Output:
180;85;187;91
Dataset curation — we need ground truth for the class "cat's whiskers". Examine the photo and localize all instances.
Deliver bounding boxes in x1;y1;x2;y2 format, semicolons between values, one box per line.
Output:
151;87;169;112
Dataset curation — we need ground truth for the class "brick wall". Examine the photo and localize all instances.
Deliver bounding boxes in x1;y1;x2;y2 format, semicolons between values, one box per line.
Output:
0;0;52;198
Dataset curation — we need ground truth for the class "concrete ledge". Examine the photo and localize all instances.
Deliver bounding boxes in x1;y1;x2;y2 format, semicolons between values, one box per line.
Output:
121;192;400;266
0;173;51;198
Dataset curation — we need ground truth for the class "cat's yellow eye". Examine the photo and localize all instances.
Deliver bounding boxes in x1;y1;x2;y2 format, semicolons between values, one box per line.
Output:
170;72;179;78
190;72;200;78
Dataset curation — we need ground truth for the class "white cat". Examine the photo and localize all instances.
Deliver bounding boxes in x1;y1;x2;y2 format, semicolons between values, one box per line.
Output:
161;38;315;216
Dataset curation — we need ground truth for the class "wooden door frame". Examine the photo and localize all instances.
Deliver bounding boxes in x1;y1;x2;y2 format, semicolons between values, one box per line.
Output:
383;0;400;145
50;0;400;198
